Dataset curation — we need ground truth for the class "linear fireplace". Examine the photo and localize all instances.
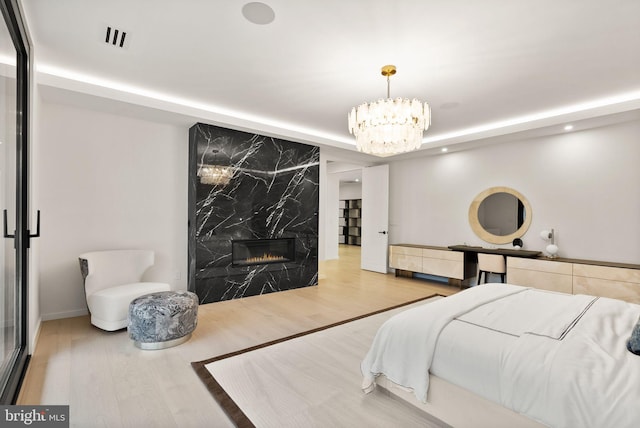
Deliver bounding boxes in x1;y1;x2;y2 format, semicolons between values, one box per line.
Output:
232;238;296;267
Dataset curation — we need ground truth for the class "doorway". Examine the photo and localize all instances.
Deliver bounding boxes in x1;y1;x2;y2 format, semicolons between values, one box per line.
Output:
329;163;390;274
335;166;362;256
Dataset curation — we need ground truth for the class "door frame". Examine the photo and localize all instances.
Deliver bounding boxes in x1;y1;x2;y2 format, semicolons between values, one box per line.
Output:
0;0;31;404
360;164;389;273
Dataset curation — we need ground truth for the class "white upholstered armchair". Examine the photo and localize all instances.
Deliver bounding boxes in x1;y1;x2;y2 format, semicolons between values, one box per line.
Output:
79;250;171;331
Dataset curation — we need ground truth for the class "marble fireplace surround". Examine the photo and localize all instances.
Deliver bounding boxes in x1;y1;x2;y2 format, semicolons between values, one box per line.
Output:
188;123;320;304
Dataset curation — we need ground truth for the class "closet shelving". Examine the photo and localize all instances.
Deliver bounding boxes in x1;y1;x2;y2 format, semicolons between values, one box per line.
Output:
339;199;361;246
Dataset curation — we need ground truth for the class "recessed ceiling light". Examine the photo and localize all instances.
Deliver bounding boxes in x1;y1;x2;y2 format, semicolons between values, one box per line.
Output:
242;2;275;25
440;102;460;110
354;178;360;182
441;147;448;152
564;124;574;131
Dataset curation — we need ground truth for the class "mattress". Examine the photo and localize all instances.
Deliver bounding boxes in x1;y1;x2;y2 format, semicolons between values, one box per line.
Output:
431;288;594;404
361;283;640;428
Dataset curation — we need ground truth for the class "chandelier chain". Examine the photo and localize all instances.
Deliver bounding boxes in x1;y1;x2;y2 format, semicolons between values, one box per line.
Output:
387;75;391;99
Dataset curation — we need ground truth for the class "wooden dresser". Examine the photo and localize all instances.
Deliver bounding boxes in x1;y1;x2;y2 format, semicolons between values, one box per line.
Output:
389;244;476;287
507;256;640;304
390;244;640;303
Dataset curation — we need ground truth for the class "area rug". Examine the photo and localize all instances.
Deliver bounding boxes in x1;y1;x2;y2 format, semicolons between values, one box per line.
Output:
192;294;449;428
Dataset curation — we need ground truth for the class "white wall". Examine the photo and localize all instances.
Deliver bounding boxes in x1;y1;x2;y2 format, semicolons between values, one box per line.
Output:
29;57;41;350
322;157;340;260
339;182;362;200
37;100;188;320
389;119;640;264
35;98;640;320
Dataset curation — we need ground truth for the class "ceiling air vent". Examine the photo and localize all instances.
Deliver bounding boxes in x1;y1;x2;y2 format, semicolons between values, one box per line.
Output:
104;26;127;48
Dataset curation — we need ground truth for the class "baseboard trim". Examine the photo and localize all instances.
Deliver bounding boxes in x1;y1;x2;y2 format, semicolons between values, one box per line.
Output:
41;308;89;321
29;317;41;354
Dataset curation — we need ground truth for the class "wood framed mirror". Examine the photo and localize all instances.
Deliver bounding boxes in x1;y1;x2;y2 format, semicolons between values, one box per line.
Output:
468;186;532;244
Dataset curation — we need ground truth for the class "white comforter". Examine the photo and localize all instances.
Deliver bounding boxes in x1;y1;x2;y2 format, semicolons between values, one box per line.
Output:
361;283;640;428
361;283;526;402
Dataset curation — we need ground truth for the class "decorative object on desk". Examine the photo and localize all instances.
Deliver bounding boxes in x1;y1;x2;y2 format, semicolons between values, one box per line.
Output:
540;228;559;258
512;238;523;249
348;64;430;157
469;186;532;245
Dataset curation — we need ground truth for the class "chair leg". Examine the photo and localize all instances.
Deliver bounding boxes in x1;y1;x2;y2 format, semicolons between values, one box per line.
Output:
500;273;505;283
477;271;484;285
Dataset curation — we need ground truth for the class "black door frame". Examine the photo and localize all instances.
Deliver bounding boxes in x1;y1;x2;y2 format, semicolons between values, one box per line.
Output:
0;0;31;404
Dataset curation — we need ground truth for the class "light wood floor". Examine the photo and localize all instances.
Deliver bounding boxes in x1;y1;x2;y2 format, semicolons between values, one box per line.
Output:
18;245;459;427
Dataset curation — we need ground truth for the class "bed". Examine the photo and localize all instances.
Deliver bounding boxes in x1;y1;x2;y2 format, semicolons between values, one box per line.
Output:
361;283;640;428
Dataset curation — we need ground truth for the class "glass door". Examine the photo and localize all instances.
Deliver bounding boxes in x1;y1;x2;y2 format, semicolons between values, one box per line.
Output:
0;0;30;403
0;10;17;395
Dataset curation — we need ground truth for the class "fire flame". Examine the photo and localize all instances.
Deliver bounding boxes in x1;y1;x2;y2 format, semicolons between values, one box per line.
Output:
245;253;287;264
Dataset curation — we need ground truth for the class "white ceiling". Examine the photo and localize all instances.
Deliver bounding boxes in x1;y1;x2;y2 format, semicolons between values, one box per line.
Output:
20;0;640;161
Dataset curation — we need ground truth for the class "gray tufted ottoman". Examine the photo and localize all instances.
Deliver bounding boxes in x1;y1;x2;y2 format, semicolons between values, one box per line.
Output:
128;291;199;350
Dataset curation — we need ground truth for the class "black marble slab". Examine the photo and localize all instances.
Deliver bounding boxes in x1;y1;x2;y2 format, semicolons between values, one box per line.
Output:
188;123;319;304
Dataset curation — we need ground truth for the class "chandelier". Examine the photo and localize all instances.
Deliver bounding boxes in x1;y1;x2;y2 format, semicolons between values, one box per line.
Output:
348;65;430;156
198;164;234;186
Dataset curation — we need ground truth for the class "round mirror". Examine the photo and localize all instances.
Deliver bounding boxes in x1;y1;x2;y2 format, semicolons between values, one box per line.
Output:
468;187;532;244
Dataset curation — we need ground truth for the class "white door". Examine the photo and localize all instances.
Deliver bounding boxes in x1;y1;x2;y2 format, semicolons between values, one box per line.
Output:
361;164;389;273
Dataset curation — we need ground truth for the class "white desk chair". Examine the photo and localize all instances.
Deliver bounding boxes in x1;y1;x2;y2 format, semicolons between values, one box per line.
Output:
79;250;170;331
477;253;506;285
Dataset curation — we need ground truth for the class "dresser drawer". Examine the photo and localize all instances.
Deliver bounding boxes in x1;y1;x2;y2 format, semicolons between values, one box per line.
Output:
422;248;462;262
507;257;572;275
573;263;640;283
389;245;422;257
573;264;640;303
573;276;640;304
422;258;464;279
389;253;422;272
507;267;573;294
